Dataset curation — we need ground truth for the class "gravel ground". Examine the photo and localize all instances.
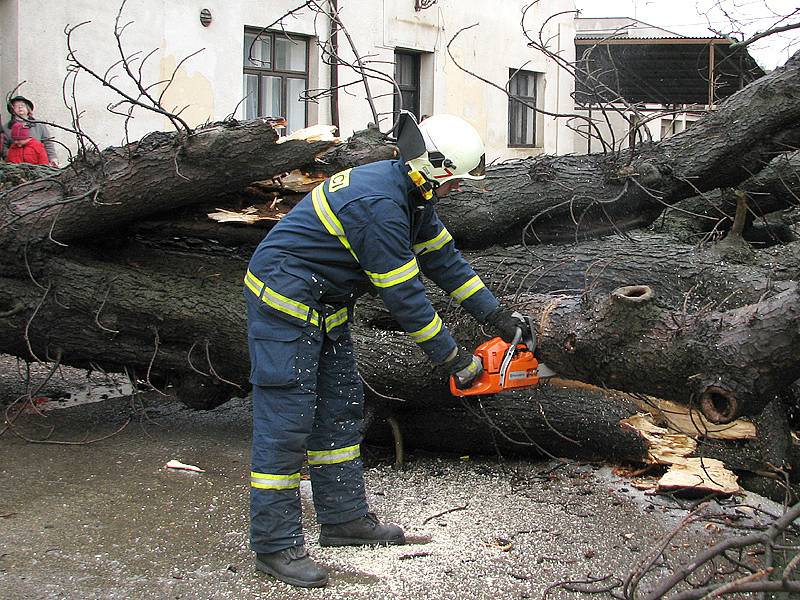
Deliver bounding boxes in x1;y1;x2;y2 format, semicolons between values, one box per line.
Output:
0;356;785;599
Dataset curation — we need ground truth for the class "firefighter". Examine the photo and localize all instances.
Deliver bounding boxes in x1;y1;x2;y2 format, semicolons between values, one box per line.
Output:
244;113;530;588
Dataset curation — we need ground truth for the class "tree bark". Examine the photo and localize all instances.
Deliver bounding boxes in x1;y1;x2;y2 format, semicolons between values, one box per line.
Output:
654;150;800;243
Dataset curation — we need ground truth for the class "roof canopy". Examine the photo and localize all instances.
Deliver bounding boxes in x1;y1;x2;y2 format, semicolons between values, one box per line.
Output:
574;36;765;106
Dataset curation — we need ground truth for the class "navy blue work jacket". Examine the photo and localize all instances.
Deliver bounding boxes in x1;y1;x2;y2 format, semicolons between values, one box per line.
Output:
246;159;499;363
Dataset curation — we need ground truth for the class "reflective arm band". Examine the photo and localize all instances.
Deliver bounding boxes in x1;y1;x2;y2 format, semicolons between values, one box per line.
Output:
410;313;443;344
307;444;361;465
450;275;486;304
413;227;453;255
250;471;301;490
312;185;359;261
365;257;420;288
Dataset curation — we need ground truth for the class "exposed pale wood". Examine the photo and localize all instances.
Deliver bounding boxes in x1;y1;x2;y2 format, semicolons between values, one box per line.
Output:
276;124;339;144
621;413;741;495
207;206;283;224
636;398;757;441
621;414;698;464
657;458;739;495
272;169;327;192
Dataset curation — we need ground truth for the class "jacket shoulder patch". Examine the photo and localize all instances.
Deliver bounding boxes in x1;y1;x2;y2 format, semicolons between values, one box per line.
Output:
328;168;352;193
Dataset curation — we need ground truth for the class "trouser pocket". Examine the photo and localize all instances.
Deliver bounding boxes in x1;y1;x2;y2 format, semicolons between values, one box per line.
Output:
248;317;305;387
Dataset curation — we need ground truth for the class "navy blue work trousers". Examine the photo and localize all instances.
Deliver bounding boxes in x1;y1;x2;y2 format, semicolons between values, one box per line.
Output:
246;299;368;554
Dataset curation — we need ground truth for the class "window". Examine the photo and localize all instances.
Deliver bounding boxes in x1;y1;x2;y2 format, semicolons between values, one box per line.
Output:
394;51;420;120
243;29;308;132
660;118;677;140
508;69;539;147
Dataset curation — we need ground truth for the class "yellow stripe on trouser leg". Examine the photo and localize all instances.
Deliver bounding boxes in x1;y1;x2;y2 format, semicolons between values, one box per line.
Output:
250;471;301;490
307;444;361;465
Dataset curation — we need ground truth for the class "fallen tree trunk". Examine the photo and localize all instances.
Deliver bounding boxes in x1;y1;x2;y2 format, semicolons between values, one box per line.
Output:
1;53;800;500
357;317;796;498
654;150;800;244
440;55;800;247
363;381;792;495
357;284;800;423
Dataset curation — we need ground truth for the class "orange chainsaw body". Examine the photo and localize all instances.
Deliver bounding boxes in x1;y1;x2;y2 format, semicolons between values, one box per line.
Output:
449;337;540;397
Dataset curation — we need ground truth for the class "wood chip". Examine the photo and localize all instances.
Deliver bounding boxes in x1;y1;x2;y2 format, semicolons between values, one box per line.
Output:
207;207;283;224
276;170;327;193
656;458;739;495
165;459;205;473
276;124;339;144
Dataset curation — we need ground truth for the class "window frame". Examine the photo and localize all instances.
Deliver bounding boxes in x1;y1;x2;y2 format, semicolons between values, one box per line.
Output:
508;68;540;148
393;49;421;121
243;27;310;129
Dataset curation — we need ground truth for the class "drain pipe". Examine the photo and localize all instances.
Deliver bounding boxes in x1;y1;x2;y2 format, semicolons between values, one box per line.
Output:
329;0;340;132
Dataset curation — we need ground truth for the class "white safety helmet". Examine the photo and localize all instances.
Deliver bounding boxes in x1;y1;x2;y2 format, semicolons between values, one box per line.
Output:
400;113;486;185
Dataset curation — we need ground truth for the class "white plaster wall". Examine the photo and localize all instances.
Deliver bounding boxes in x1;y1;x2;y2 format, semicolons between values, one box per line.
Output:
0;0;20;103
5;0;576;162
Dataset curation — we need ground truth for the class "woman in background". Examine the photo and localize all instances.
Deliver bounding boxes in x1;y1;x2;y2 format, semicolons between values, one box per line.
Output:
2;95;58;166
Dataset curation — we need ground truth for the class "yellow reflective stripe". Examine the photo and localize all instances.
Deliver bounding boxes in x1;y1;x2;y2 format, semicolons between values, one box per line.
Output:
450;275;486;304
250;471;301;490
244;269;320;327
410;313;443;343
244;269;263;297
413;227;453;255
325;307;348;332
312;184;359;261
307;444;361;465
365;257;420;288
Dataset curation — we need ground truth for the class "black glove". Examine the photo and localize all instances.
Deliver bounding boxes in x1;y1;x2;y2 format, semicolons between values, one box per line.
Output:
443;347;483;390
486;306;532;344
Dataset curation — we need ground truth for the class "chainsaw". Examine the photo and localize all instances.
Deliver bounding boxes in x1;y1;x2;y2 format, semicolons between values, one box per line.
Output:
449;317;555;397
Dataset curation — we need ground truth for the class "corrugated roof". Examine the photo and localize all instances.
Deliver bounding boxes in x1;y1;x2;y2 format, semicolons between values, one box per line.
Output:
576;34;728;41
575;16;720;41
574;40;765;106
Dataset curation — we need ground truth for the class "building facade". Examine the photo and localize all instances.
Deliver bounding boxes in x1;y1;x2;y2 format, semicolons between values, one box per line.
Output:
0;0;577;163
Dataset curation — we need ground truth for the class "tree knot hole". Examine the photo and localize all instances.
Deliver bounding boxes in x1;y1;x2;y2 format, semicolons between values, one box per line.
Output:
699;385;740;424
612;285;653;304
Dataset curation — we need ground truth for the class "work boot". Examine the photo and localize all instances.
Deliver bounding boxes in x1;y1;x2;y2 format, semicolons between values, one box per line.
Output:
319;512;405;547
255;545;329;588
